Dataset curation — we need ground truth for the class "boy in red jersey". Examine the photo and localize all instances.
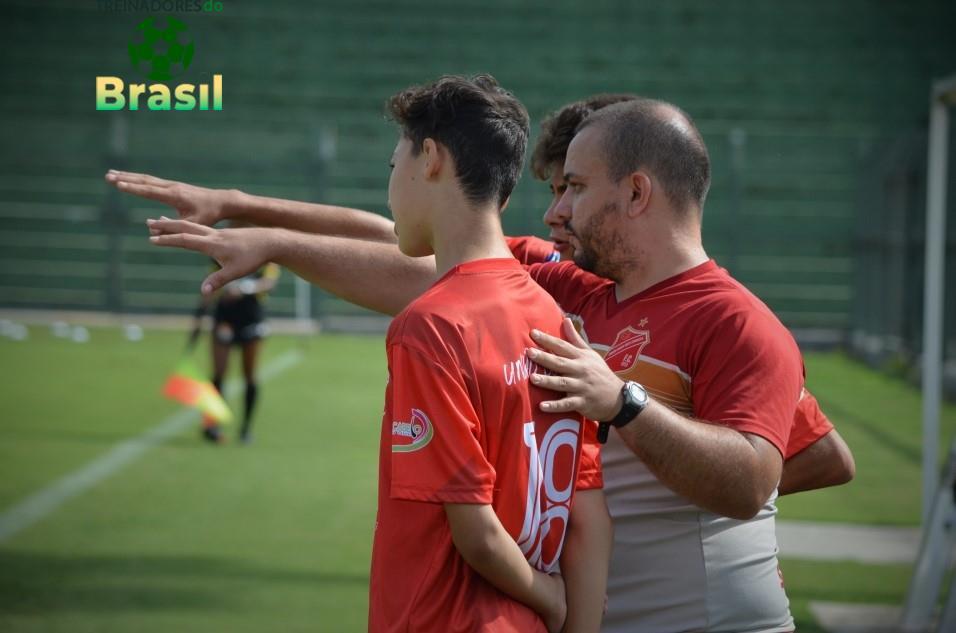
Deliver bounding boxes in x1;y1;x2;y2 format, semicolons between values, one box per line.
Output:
370;75;608;633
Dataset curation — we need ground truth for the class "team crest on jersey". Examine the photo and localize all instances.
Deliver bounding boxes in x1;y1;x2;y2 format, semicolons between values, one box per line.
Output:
605;327;650;373
391;408;434;453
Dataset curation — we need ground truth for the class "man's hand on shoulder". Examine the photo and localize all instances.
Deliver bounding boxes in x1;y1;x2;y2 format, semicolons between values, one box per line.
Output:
527;318;624;422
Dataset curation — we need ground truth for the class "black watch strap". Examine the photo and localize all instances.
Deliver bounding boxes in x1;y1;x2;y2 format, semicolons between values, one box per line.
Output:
597;382;648;444
597;422;612;444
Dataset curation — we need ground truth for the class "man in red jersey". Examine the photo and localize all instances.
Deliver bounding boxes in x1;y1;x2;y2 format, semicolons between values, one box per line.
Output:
519;95;853;494
149;75;611;633
516;99;804;631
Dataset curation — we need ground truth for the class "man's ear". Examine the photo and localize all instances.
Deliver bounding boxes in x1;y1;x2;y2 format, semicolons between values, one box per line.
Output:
422;138;443;180
627;171;653;217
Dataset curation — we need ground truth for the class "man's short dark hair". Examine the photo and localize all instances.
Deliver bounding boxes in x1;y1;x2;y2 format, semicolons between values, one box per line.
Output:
578;99;711;212
386;74;529;209
530;94;638;181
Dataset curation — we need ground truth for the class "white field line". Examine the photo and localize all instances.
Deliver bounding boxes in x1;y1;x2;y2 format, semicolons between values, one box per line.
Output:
0;349;303;543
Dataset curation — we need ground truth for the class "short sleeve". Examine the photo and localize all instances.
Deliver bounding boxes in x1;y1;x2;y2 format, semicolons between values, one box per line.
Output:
525;262;612;315
506;235;560;265
388;344;496;504
686;308;803;456
575;419;604;490
784;389;835;458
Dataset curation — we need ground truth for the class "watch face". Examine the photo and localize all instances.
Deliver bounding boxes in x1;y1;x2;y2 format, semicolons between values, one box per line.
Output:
627;382;648;406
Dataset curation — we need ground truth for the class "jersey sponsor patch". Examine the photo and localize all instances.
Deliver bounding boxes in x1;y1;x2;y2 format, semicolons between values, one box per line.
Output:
604;326;651;373
391;407;434;453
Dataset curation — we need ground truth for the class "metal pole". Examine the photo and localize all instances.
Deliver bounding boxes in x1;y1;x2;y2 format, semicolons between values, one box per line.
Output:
922;76;956;524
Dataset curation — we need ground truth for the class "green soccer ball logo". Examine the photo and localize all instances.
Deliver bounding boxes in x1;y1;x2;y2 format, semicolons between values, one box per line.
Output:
128;16;195;82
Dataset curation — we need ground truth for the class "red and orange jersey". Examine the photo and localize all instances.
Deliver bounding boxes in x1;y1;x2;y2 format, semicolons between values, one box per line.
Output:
510;241;835;458
528;259;804;456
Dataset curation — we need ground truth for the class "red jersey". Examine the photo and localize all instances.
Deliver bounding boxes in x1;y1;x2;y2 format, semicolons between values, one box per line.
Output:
527;259;803;455
369;258;602;633
505;235;559;265
511;243;833;458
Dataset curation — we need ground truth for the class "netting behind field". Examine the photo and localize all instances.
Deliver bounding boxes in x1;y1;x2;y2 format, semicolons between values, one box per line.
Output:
850;122;956;397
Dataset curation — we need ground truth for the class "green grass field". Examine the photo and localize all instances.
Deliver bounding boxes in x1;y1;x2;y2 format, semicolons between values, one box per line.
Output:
1;326;954;632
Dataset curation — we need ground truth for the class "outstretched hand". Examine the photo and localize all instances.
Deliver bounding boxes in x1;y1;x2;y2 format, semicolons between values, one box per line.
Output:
528;318;625;422
106;170;233;227
147;217;275;295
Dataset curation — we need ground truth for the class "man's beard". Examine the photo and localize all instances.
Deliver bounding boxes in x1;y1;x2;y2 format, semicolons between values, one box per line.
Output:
569;200;627;282
572;240;600;275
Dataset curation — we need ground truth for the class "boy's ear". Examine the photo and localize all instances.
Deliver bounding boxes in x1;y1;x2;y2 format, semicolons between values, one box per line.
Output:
422;138;443;179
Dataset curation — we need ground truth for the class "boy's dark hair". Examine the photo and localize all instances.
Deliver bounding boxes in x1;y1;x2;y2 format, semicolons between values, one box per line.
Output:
579;99;711;212
530;93;638;181
387;74;530;209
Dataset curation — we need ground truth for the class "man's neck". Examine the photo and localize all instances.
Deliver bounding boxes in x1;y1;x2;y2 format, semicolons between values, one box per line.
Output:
613;235;709;302
431;200;513;278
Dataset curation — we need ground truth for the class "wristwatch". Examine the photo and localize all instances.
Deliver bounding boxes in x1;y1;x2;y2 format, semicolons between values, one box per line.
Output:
597;381;649;443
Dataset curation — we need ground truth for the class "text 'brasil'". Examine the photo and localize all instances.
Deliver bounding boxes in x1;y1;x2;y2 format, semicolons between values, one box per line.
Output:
96;75;222;111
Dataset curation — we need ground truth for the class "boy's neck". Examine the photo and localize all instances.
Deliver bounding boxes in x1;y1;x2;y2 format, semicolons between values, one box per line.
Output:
430;199;514;278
